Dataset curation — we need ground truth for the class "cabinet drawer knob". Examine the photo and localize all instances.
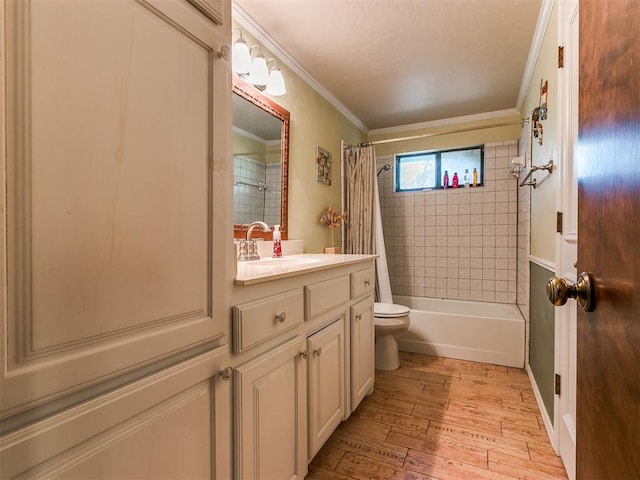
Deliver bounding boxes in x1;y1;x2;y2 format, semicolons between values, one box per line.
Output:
275;312;287;323
314;347;322;356
299;350;308;359
219;366;232;381
355;314;362;321
364;279;371;286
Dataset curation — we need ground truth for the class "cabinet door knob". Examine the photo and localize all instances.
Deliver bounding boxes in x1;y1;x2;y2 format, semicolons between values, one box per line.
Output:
314;348;322;356
364;279;371;286
275;312;287;323
355;314;362;321
216;45;231;61
299;350;308;360
219;366;232;381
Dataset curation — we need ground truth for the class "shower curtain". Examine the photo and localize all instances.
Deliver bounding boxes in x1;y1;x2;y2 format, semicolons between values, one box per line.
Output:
344;145;375;255
343;144;393;303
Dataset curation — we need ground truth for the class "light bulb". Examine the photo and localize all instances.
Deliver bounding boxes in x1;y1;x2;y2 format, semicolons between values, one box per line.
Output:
232;38;251;74
266;66;286;96
248;52;269;87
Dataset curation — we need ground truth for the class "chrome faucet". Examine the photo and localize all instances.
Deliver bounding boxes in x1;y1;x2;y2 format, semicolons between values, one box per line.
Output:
238;221;272;261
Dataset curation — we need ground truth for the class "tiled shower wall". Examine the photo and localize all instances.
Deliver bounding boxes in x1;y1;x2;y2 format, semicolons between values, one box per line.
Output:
377;140;519;304
233;157;281;225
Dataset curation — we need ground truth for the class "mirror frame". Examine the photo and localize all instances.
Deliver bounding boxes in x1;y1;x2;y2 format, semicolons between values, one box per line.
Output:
233;75;290;240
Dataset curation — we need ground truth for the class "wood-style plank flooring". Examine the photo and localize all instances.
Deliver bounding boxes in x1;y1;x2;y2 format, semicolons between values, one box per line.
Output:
307;352;568;480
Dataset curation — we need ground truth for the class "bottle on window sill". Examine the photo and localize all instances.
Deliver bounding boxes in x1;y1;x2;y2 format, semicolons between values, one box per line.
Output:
443;170;449;188
452;172;459;188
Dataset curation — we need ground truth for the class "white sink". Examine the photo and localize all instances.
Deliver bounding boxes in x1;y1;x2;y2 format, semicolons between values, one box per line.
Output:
244;257;322;267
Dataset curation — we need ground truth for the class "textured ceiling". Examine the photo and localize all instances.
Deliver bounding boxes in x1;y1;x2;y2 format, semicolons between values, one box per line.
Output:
234;0;542;130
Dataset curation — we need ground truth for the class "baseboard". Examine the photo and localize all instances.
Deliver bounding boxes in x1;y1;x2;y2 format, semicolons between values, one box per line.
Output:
526;363;558;453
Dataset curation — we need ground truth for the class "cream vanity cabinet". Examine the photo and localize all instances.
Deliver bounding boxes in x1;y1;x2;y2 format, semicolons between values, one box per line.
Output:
1;0;234;478
231;257;375;479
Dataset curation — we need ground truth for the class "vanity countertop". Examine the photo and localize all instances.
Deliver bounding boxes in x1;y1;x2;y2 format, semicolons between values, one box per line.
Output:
234;253;377;285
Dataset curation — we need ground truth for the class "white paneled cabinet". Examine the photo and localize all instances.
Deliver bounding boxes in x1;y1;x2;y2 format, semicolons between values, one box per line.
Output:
350;296;375;411
234;336;308;480
1;0;232;419
230;261;375;478
0;346;232;479
307;317;346;459
1;0;233;478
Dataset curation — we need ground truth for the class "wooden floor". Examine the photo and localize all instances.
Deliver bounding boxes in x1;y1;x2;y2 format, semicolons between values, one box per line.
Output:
307;352;568;480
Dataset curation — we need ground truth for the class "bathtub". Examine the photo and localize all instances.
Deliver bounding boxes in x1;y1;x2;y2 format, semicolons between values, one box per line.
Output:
394;295;525;368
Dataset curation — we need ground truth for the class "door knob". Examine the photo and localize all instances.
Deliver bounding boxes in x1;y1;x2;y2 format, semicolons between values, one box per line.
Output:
546;272;595;312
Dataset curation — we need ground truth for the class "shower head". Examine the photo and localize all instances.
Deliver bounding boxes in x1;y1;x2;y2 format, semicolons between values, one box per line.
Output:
377;163;392;176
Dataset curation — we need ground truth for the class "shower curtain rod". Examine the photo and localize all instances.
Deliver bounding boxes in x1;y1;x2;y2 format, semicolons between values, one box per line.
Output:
343;120;522;149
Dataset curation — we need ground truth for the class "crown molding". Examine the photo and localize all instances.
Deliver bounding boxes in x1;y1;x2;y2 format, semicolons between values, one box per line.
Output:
232;3;369;134
368;108;522;136
516;0;556;111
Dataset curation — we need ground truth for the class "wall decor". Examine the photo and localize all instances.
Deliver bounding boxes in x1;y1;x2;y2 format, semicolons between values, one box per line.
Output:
316;146;332;185
532;79;548;145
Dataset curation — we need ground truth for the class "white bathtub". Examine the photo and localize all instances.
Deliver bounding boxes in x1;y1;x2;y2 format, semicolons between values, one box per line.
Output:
394;295;525;368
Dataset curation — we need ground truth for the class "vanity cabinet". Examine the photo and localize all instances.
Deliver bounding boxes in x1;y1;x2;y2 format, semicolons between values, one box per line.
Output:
307;316;346;459
231;257;376;478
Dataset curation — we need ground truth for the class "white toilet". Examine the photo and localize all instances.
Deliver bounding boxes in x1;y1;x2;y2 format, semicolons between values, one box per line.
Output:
374;302;411;371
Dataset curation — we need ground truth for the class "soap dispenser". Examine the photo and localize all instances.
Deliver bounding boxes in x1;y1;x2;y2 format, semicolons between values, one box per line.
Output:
272;224;282;257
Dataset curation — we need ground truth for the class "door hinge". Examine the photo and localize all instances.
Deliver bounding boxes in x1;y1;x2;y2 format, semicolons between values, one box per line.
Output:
556;211;563;233
555;373;561;395
558;46;564;68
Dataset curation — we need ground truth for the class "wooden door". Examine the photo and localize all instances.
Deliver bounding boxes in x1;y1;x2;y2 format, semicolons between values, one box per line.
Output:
577;0;640;477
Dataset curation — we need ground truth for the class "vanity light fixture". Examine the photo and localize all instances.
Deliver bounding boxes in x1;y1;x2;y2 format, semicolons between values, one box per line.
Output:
232;28;286;96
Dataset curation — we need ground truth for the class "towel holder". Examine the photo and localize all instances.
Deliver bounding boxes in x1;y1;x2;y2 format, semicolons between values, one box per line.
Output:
520;160;553;188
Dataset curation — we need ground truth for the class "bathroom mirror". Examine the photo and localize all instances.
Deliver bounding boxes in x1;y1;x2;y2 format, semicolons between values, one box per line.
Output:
233;76;290;239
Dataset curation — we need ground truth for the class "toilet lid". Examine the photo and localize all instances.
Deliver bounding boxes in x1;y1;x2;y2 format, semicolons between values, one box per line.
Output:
374;302;410;317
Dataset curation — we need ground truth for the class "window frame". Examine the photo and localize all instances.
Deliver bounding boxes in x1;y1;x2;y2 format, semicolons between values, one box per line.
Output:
394;145;485;192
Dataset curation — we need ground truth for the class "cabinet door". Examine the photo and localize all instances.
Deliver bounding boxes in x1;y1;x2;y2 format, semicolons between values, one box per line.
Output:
235;336;308;480
0;346;232;479
307;317;345;459
1;0;232;417
350;296;375;411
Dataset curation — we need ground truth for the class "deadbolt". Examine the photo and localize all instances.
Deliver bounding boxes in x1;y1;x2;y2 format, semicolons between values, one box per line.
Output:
546;272;595;312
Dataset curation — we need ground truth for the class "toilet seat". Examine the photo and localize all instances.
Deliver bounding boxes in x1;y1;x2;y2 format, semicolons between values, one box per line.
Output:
374;302;410;317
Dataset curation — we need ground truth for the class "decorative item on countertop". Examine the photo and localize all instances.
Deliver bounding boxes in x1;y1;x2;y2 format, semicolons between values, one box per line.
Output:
316;146;332;185
272;224;282;257
320;205;346;254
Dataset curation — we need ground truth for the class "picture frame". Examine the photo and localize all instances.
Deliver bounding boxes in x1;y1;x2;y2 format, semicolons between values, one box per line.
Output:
316;146;332;185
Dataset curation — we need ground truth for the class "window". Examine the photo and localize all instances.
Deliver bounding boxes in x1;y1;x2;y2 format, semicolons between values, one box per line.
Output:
395;146;484;191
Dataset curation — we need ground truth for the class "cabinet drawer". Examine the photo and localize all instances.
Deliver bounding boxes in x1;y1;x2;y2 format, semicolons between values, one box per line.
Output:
233;290;303;353
350;268;375;300
305;276;349;319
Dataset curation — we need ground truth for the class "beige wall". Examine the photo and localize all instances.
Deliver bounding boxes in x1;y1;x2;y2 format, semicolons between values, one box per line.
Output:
232;25;367;252
521;3;558;263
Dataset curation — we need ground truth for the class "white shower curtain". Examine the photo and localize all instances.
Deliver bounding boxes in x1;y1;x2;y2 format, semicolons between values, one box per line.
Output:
343;144;393;303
